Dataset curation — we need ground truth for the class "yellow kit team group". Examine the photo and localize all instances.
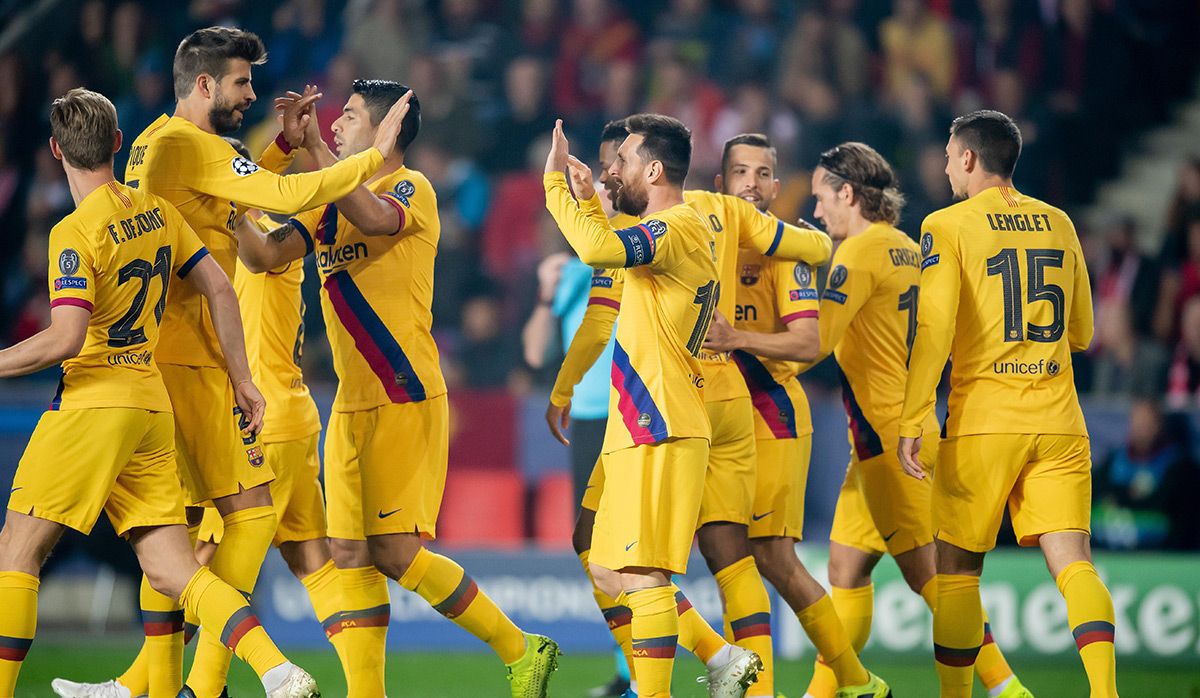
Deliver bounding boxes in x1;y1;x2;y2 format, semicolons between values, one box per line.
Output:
0;22;1118;698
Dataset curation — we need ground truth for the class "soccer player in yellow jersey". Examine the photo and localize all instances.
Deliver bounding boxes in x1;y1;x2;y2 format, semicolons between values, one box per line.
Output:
236;80;560;697
545;115;758;698
3;89;321;697
700;136;889;698
760;142;1026;698
57;28;410;698
898;111;1116;698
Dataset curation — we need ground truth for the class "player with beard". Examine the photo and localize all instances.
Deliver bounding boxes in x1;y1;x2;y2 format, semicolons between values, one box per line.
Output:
53;27;407;698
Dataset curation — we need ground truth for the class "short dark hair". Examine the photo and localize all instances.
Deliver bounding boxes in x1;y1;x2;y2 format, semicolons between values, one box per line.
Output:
624;113;691;186
352;79;421;152
221;136;251;159
50;87;118;171
817;141;905;225
721;133;776;175
600;118;628;145
949;109;1022;177
174;27;266;100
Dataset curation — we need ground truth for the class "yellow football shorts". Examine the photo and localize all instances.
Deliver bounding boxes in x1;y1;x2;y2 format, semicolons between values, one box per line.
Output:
161;364;274;505
829;461;886;556
935;433;1092;552
580;455;605;512
590;437;709;575
697;397;756;528
747;435;810;540
196;431;326;546
8;408;185;536
324;395;449;540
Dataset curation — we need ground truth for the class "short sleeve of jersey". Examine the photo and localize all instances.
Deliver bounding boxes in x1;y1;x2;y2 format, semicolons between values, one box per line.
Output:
163;204;210;278
379;172;437;238
773;259;820;323
288;205;324;251
47;223;97;311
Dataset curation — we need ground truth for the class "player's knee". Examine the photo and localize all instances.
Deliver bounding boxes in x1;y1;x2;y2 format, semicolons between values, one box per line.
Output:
279;539;331;579
142;565;183;601
329;537;372;569
367;534;421;580
698;523;750;574
588;562;622;599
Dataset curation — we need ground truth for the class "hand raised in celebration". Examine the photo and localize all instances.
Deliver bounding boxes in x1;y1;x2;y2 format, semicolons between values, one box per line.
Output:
545;119;570;176
372;90;414;159
274;84;321;149
566;155;596;201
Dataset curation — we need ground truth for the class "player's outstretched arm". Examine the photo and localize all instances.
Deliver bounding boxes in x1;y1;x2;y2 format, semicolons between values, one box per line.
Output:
235;215;311;273
702;310;818;362
729;194;831;265
182;254;266;434
0;305;89;378
544;121;629;268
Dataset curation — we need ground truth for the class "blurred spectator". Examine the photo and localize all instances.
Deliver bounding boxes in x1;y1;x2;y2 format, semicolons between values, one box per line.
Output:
953;0;1043;102
714;0;785;86
551;0;640;117
486;56;554;172
513;0;562;60
432;0;503;96
1156;206;1200;344
711;83;799;168
456;291;521;389
113;57;173;174
313;53;360;149
879;0;955;103
900;142;953;234
1167;298;1200;410
343;0;428;82
777;5;870;105
1093;399;1199;550
1162;158;1200;266
265;0;342;88
653;0;724;76
407;54;487;160
1088;217;1167;396
646;53;724;175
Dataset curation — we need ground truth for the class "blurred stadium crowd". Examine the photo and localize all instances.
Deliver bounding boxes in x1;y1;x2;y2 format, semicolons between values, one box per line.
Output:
0;0;1199;551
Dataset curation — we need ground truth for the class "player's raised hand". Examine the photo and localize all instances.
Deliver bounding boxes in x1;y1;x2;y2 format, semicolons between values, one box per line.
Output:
372;90;413;159
566;155;595;200
275;84;321;149
545;400;572;446
701;310;741;353
234;379;267;436
898;436;925;480
545;119;570;176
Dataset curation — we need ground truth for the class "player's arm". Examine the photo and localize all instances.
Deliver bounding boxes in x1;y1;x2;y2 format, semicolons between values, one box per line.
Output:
192;94;411;216
0;306;89;377
729;194;832;265
1067;232;1094;352
235;213;313;273
898;217;961;476
546;270;622;445
799;251;874;370
703;310;816;361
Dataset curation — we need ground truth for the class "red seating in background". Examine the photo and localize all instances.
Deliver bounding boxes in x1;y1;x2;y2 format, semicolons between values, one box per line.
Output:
437;469;525;549
533;471;574;549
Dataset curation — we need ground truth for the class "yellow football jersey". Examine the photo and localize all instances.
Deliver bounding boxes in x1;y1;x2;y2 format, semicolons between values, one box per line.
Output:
290;166;446;412
47;182;207;412
900;186;1093;439
809;223;938;459
125;114;384;368
730;249;819;440
233;219;321;443
545;172;718;452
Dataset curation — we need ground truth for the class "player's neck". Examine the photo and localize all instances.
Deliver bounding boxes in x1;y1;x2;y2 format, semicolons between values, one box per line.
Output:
967;175;1013;199
843;213;873;238
641;186;684;217
367;151;406;184
173;100;215;134
64;164;117;206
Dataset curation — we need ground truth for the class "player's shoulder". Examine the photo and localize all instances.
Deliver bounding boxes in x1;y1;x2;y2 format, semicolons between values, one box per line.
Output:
647;202;708;238
921;198;973;234
1018;191;1075;229
130;114;172;145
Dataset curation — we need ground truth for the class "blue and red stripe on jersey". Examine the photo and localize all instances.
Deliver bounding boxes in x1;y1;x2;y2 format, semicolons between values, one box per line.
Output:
433;575;480;619
324;270;426;403
631;635;677;660
1072;620;1115;650
0;635;32;662
610;340;668;445
337;603;391;632
219;606;262;651
731;350;797;439
934;642;980;668
611;224;657;267
316;203;340;245
141;609;185;637
838;370;883;460
730;612;772;640
764;219;785;256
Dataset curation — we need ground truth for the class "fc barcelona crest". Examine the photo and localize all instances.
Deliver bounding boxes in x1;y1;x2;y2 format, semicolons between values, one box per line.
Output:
246;446;264;467
740;264;761;285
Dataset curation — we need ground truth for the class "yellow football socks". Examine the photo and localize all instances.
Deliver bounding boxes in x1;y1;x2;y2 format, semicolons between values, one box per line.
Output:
806;584;875;698
300;561;353;682
179;567;287;679
933;574;983;698
0;571;38;695
399;547;526;664
625;586;678;698
673;584;725;664
580;551;636;678
339;565;391;697
1056;561;1118;698
136;577;185;698
796;593;869;689
920;576;1018;693
186;506;277;695
715;556;773;696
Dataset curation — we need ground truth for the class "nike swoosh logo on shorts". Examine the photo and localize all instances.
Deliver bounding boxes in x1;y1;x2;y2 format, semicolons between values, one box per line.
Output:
625;540;638;551
378;508;403;519
751;511;774;521
882;529;899;542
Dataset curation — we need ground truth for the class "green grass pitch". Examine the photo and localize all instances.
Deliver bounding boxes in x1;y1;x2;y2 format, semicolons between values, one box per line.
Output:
13;640;1199;697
